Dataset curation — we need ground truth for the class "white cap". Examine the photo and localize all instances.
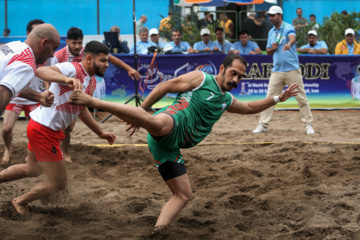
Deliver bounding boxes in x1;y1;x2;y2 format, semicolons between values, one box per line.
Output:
308;30;317;37
266;6;283;15
149;28;159;36
345;28;355;36
247;12;256;17
200;28;210;36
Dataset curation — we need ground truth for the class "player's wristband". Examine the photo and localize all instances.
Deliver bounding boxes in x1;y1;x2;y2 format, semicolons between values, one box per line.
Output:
274;96;280;104
139;106;144;110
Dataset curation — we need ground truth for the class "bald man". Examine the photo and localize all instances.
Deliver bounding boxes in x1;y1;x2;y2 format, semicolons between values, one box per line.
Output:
0;23;60;116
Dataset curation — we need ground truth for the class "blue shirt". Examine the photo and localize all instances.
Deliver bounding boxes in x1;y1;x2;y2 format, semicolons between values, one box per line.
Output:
267;21;299;72
347;42;354;55
129;41;157;54
215;40;234;53
150;41;166;48
300;41;328;53
165;41;191;53
193;41;218;51
232;40;260;54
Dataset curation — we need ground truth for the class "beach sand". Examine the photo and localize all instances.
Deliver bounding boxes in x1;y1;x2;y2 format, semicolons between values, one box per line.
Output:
0;110;360;239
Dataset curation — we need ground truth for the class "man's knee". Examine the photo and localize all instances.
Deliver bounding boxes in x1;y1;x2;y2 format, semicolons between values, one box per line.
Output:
178;188;192;204
2;123;14;135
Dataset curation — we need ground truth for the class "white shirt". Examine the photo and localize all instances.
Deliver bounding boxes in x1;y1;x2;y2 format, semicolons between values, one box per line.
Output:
30;62;96;131
0;41;36;98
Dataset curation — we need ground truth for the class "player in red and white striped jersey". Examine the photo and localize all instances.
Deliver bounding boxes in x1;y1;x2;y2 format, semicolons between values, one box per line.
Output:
50;27;139;163
2;19;49;165
0;41;116;215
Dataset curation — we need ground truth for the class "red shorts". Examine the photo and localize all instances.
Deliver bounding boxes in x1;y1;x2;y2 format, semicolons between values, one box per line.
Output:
6;103;40;117
27;119;65;162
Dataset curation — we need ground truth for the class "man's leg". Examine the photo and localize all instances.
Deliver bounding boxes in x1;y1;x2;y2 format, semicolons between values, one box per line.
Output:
11;153;67;214
61;119;76;163
2;110;20;164
155;174;192;228
285;69;313;125
0;150;42;183
257;72;286;128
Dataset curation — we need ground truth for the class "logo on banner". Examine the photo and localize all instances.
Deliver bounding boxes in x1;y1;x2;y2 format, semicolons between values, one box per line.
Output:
193;60;217;75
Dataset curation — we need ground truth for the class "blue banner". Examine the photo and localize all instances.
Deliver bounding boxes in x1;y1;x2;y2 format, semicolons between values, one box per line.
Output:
102;54;360;109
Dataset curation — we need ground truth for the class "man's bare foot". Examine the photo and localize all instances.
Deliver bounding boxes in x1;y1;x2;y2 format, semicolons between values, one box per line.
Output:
64;154;73;163
150;225;167;236
12;198;29;215
1;149;12;165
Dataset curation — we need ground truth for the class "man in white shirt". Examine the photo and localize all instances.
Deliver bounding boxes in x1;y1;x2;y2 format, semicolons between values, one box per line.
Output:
53;27;139;163
2;19;47;165
0;23;59;126
0;41;116;215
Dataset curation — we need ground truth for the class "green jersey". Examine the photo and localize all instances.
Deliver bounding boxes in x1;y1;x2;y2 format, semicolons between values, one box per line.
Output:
153;72;233;149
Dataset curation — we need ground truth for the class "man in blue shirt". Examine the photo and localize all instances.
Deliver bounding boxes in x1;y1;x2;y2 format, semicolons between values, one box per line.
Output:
164;29;193;53
130;27;156;54
214;27;234;53
149;28;166;48
193;28;219;53
253;6;315;135
233;30;261;55
297;30;328;54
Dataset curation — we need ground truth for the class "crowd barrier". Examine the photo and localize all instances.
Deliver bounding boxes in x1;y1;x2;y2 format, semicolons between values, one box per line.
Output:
102;54;360;110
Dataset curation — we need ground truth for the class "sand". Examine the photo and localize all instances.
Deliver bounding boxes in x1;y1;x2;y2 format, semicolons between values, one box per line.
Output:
0;110;360;240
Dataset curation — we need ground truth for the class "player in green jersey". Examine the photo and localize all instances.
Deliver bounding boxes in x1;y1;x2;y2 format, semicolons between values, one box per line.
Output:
69;54;299;232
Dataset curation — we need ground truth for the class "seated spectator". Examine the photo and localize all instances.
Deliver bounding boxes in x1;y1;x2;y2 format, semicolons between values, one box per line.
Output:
193;28;219;53
130;27;156;54
105;25;129;54
219;13;234;39
297;30;328;54
214;27;234;53
309;14;320;30
3;28;10;37
164;29;193;53
335;28;360;55
292;8;308;30
233;30;261;55
149;28;166;48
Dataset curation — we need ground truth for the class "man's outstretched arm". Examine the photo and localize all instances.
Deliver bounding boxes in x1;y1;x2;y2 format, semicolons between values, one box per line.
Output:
227;83;299;114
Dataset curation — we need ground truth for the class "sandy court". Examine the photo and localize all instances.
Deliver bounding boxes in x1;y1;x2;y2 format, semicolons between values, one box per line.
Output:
0;110;360;239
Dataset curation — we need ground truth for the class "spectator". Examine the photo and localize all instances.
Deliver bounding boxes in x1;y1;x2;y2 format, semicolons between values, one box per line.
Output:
159;11;173;38
106;25;129;54
292;8;308;30
241;12;260;39
164;29;193;53
341;10;348;18
297;30;328;54
214;27;234;53
335;28;360;55
3;28;10;37
193;28;219;53
182;14;195;35
198;12;214;28
130;27;156;54
252;6;315;135
233;30;261;55
249;12;272;50
219;13;234;39
149;28;166;48
26;19;44;35
309;14;320;30
136;15;147;34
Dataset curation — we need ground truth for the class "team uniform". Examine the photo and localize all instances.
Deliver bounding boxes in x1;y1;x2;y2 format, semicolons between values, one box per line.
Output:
147;72;233;180
0;41;36;99
50;45;84;65
28;62;96;162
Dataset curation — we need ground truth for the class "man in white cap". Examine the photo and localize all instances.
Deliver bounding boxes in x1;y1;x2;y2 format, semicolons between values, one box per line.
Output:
252;5;315;135
193;28;219;53
335;28;360;55
149;28;166;48
297;30;328;54
130;27;157;54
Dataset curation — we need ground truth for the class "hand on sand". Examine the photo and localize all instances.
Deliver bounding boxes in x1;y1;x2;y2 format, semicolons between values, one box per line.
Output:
69;90;92;106
99;132;116;145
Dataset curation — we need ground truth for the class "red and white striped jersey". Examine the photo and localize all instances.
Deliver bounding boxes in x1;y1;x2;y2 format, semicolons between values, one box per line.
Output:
0;41;36;98
30;62;96;131
51;46;84;65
